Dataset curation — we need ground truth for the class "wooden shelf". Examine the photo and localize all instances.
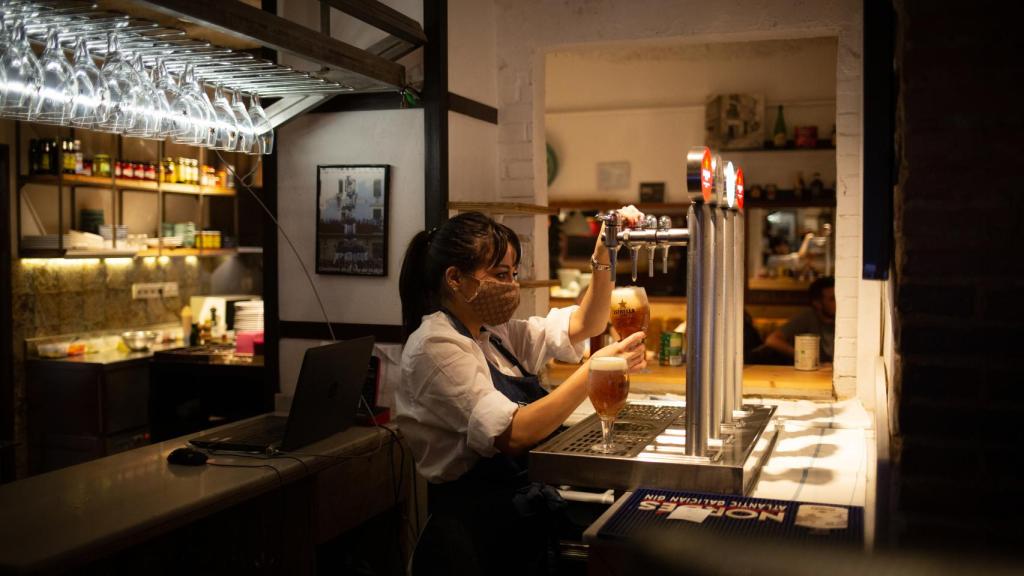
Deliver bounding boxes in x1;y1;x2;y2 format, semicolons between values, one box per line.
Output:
143;248;237;257
519;279;559;289
724;142;836;153
448;202;557;216
550;201;690;213
22;174;236;196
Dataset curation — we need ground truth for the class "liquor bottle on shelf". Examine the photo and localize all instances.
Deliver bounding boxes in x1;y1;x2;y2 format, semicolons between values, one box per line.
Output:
29;139;40;174
772;105;787;148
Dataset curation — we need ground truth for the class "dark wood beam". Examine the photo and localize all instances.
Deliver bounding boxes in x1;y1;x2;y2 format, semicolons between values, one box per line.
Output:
449;92;498;125
0;144;13;482
321;0;427;46
423;0;448;230
134;0;405;91
366;34;420;62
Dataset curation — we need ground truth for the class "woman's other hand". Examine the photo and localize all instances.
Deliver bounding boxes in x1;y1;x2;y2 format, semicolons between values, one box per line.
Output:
592;331;647;373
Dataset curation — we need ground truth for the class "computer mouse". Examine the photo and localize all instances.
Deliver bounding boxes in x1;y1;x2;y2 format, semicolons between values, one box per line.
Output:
167;447;208;466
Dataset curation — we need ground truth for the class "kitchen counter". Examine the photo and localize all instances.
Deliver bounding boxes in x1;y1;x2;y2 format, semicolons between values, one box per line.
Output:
31;342;184;366
545;360;834;399
0;419;408;574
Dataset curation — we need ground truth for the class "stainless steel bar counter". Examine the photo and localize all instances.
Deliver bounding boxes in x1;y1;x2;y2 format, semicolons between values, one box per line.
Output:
0;419;410;575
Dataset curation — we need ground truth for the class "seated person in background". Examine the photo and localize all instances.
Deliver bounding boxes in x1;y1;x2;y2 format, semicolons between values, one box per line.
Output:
765;232;815;275
743;310;763;360
748;277;835;365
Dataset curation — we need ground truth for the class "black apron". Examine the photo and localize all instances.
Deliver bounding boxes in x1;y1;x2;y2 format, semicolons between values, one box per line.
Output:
415;311;565;576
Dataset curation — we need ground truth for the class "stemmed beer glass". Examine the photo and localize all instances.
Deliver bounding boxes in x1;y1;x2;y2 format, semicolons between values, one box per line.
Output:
588;357;630;454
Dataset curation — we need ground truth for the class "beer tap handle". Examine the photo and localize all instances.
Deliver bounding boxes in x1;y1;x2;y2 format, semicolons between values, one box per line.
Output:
644;215;658;278
658;216;673;274
630;243;640;283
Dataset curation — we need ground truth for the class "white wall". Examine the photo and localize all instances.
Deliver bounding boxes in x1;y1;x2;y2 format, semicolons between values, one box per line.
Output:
545;38;838;200
546;106;704;203
494;0;867;403
449;0;498;107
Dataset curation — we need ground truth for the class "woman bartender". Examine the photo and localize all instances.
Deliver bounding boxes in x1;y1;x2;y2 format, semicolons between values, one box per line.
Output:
396;209;645;575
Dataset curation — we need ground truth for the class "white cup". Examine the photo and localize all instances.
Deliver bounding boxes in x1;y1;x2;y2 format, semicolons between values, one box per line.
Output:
794;334;820;371
557;267;581;290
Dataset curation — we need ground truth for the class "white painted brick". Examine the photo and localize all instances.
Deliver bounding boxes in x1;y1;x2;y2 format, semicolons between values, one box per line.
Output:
526;122;533;141
834;375;857;398
498;178;535;199
836;256;859;278
835;338;858;359
835;276;858;298
837;238;860;260
834;356;857;376
502;142;534;160
499;103;533;124
505;160;534;180
837;214;862;238
837;296;859;318
836;318;858;338
498;123;529;144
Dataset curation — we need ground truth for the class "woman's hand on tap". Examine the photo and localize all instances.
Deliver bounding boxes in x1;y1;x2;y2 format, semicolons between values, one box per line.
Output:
594;205;645;261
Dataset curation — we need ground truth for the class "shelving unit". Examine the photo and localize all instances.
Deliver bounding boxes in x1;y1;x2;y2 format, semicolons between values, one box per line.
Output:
15;123;260;260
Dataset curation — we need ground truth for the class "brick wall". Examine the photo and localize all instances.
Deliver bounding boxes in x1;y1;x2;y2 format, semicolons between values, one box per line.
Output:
892;0;1024;553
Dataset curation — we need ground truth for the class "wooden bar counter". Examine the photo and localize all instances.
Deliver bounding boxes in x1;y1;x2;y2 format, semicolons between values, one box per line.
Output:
545;361;834;400
0;421;411;575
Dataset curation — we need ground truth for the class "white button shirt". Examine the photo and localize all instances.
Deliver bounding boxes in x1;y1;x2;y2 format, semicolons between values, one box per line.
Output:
395;307;585;483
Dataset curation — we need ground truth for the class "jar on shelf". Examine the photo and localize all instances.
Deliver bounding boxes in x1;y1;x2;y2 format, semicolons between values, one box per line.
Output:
93;154;112;177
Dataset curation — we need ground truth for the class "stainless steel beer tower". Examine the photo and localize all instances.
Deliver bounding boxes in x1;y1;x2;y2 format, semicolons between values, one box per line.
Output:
530;147;776;495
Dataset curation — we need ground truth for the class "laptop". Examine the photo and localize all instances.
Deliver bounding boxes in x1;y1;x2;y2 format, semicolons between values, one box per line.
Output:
189;336;375;453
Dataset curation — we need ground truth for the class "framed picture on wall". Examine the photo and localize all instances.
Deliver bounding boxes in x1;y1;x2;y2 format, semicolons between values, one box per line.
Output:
315;165;390;276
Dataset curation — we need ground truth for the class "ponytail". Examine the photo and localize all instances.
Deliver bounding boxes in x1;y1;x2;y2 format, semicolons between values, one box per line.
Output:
399;230;432;340
399;212;522;342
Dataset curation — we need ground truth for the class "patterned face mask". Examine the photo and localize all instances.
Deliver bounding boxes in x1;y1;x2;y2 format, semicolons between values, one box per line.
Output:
463;276;520;326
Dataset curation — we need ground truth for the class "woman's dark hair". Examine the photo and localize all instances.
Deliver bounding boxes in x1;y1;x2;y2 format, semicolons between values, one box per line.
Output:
399;212;521;340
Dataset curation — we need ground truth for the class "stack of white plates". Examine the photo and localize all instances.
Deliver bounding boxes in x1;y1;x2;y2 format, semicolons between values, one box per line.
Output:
233;300;264;332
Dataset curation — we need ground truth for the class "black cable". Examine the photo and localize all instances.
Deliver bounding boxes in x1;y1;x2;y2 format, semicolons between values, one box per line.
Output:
214;149;336;341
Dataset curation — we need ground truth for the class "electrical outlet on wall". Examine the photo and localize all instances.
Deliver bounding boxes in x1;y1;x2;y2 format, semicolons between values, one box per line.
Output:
132;282;179;299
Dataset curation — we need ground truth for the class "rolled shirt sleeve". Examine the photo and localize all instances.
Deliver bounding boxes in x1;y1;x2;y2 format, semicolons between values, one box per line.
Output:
500;305;585;375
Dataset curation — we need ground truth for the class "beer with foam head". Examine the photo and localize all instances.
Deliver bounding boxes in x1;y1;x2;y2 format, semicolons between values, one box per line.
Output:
589;356;629;453
609;286;650;340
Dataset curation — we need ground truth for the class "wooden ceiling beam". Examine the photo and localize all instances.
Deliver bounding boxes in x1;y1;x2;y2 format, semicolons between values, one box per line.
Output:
319;0;427;47
134;0;405;91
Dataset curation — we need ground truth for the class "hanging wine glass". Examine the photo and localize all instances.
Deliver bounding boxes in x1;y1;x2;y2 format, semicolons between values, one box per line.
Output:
125;54;158;138
0;21;42;120
208;84;237;150
97;33;138;133
70;35;108;128
31;28;76;125
228;89;254;154
247;93;273;155
153;59;186;138
171;63;210;146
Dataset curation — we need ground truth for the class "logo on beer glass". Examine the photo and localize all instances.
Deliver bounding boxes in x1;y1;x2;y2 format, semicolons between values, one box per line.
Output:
609;287;649;340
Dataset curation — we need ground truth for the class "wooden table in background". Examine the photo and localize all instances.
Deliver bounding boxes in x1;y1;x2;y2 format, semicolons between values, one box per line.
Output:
544;361;834;400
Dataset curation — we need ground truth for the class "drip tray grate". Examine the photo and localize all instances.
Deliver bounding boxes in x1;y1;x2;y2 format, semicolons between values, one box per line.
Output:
531;401;778;495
